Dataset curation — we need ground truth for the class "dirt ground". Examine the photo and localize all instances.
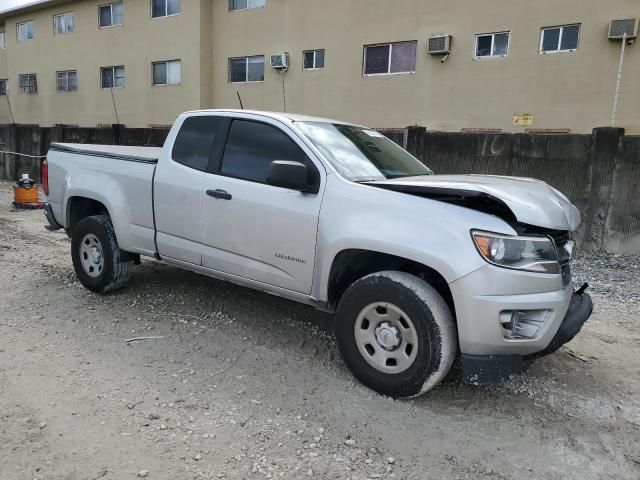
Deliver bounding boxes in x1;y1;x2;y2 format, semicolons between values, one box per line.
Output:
0;184;639;480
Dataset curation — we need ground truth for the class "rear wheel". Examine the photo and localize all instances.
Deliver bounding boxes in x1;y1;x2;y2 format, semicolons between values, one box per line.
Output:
335;271;457;397
71;215;131;293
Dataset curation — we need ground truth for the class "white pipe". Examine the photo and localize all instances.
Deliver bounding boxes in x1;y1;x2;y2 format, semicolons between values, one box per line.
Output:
611;33;627;127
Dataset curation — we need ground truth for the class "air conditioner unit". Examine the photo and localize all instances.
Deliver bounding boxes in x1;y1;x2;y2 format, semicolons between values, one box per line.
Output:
427;35;452;54
270;53;289;71
608;19;638;40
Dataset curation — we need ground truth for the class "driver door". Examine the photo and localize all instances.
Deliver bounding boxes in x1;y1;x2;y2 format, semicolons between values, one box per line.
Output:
201;118;324;294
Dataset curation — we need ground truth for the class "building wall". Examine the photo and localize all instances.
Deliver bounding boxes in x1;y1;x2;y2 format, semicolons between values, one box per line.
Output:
210;0;640;133
0;0;639;132
0;0;206;127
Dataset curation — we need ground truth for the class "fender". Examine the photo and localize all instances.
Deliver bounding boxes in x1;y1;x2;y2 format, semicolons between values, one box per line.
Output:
63;172;136;252
311;175;517;303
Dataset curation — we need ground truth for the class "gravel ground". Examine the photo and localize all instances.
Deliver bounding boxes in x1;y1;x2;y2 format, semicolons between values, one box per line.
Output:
0;182;639;480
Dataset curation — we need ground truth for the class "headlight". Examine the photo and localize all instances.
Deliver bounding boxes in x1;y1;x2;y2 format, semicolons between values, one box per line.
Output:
471;230;560;274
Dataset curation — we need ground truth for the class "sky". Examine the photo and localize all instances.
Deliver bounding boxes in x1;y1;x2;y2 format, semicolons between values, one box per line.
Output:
0;0;39;15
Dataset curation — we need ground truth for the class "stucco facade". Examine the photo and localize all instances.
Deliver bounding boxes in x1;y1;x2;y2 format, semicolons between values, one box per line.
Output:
0;0;639;132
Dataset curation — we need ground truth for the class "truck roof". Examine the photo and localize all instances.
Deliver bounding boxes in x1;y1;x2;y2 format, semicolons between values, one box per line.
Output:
183;109;365;128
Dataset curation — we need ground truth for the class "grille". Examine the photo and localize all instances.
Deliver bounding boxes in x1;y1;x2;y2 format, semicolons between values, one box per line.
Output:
609;19;638;39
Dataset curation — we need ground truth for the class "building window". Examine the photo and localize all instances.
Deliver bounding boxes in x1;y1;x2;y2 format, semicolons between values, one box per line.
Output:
151;0;180;18
17;21;34;41
230;0;265;11
0;79;7;96
101;66;125;88
57;70;77;91
303;49;325;70
475;32;510;58
363;41;417;75
99;2;123;27
540;25;580;53
54;12;75;34
19;74;37;94
229;56;265;83
0;32;6;49
153;60;181;85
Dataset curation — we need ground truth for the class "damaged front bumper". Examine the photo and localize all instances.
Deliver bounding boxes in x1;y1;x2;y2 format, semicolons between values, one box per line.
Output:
461;290;593;385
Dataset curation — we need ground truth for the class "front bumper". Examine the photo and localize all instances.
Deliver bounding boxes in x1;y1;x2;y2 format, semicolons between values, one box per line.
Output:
461;291;593;384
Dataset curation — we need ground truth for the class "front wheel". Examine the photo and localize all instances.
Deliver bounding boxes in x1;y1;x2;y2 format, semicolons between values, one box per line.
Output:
71;215;131;293
335;271;457;397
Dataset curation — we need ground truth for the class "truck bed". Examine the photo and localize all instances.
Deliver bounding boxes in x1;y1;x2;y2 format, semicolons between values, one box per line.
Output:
50;143;161;164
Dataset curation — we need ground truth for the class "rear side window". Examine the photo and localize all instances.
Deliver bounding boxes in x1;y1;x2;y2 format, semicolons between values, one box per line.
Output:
221;120;308;183
172;116;222;171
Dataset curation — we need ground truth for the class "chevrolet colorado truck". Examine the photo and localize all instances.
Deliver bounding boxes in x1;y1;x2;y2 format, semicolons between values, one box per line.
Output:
43;109;593;397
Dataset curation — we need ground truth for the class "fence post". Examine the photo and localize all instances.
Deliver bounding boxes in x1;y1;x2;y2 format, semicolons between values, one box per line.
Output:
405;126;427;157
112;123;125;145
581;127;625;251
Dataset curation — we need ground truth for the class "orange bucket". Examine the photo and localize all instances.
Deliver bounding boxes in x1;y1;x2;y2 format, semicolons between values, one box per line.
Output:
13;185;40;204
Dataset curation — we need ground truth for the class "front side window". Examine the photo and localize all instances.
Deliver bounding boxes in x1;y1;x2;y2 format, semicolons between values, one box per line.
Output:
19;74;37;94
17;21;34;41
541;25;580;53
0;32;6;49
303;49;325;70
57;70;77;91
363;41;417;75
229;56;264;83
152;0;181;18
230;0;265;11
101;66;125;88
222;120;307;184
0;79;7;96
153;60;181;85
54;12;75;34
172;116;223;171
296;122;432;182
99;2;123;27
475;32;510;58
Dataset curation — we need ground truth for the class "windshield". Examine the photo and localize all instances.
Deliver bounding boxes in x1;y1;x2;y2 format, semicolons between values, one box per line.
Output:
295;121;432;182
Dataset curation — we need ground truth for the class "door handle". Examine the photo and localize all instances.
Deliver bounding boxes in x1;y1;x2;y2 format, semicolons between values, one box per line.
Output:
206;189;232;200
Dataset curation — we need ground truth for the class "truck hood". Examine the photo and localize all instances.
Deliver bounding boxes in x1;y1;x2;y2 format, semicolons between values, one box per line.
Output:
365;174;581;232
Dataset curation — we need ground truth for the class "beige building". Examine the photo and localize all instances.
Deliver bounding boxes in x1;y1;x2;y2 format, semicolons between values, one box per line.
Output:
0;0;639;133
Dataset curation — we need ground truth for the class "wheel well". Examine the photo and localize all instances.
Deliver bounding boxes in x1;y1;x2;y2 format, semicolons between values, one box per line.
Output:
327;249;455;314
67;197;109;233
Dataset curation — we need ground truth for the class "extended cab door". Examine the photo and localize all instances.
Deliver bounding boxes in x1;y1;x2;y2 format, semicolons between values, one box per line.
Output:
154;115;225;265
201;117;325;294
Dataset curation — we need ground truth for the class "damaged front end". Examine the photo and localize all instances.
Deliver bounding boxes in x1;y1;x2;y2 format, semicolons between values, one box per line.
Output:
365;174;592;384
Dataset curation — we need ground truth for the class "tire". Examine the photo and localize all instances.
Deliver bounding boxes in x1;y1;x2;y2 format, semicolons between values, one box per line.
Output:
335;271;457;397
71;215;131;293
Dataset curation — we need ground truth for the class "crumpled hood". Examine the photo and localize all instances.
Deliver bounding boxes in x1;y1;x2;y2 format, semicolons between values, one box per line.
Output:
366;174;581;232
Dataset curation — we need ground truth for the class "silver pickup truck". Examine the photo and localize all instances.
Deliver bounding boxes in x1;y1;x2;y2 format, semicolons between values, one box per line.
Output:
43;109;592;397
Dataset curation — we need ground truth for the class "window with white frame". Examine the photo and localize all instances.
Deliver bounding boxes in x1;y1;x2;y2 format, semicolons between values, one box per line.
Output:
152;0;180;18
54;12;75;34
230;0;265;11
0;32;6;49
0;79;7;96
540;25;580;53
363;41;417;75
101;66;125;88
303;49;325;70
17;21;34;41
153;60;181;85
57;70;77;91
19;74;37;93
99;2;123;27
475;32;510;58
229;56;265;83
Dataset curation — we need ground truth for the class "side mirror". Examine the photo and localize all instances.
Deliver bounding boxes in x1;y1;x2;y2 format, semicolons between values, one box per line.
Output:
266;160;309;191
